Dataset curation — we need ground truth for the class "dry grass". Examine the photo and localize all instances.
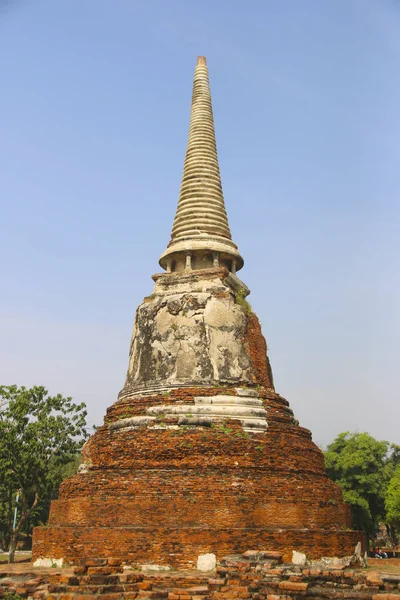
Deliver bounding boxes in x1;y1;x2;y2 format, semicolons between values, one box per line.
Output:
0;551;31;564
367;558;400;573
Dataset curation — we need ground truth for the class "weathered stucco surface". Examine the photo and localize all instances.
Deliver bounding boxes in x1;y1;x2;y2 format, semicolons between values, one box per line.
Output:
121;269;258;397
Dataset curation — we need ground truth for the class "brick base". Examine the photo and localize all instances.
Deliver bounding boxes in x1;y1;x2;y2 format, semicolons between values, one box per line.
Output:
33;525;361;567
32;386;364;567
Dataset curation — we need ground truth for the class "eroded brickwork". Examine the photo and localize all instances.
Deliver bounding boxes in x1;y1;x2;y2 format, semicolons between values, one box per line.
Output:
244;313;274;389
33;376;360;565
2;554;399;599
32;270;362;566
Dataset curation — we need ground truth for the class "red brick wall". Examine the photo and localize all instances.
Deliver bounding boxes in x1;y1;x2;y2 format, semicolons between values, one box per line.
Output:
33;525;361;566
244;313;275;388
32;385;360;566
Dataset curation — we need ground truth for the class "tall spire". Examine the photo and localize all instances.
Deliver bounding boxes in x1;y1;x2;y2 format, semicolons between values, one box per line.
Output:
159;57;243;274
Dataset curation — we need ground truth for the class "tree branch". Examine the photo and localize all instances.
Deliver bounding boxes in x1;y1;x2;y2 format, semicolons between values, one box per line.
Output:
14;491;39;537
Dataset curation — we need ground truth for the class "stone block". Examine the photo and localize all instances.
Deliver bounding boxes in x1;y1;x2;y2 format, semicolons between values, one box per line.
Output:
291;551;307;566
367;571;384;587
278;581;308;591
197;553;216;571
33;557;64;568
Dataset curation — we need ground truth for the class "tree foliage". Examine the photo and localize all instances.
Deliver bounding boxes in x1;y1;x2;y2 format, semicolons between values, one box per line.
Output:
386;465;400;532
325;431;400;544
0;385;88;562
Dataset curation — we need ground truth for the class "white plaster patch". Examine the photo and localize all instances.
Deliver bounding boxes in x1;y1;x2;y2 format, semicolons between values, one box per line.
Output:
197;553;216;571
33;557;64;568
354;541;362;556
292;551;307;565
236;388;259;397
109;416;156;430
174;340;197;379
125;280;259;390
146;395;267;432
77;462;90;474
203;296;238;327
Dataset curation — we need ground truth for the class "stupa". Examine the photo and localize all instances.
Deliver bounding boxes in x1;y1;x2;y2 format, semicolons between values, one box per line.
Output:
32;57;362;566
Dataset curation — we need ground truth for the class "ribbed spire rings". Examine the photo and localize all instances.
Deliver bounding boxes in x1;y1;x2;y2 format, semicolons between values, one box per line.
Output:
159;57;243;273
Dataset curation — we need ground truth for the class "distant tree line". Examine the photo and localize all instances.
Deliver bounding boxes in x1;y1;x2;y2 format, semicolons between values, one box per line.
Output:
324;431;400;547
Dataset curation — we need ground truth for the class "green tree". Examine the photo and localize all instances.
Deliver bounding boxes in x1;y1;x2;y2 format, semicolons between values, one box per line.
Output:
0;385;87;562
324;432;390;541
25;453;83;540
384;444;400;482
386;465;400;543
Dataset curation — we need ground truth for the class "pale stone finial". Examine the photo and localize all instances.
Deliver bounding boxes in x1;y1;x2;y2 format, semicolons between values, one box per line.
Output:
159;58;243;273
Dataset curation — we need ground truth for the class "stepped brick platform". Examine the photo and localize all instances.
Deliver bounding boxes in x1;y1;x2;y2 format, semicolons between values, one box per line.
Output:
2;554;400;599
33;270;361;567
33;57;364;566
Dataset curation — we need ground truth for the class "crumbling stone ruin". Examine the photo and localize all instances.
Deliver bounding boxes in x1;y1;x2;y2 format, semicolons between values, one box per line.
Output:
32;57;363;568
3;552;400;599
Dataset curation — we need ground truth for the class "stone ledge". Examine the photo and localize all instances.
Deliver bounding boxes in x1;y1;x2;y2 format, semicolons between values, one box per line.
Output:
109;394;268;434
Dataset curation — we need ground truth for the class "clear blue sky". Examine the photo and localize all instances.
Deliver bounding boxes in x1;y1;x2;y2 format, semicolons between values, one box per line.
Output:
1;0;399;446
